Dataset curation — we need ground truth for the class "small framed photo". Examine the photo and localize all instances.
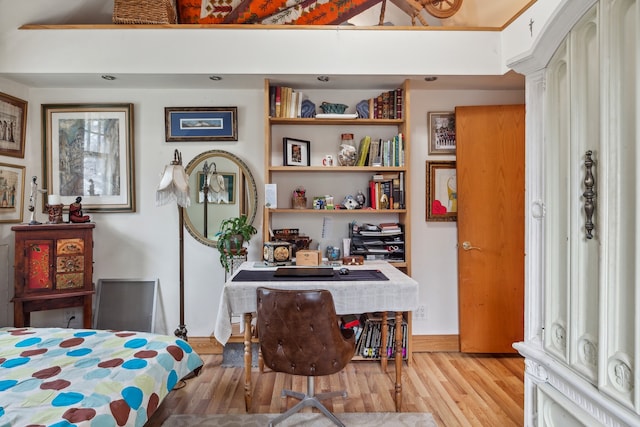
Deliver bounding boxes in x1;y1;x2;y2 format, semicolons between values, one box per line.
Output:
426;160;457;222
165;107;238;141
0;162;26;223
0;92;27;158
428;111;456;155
283;137;310;166
197;171;236;204
42;103;136;212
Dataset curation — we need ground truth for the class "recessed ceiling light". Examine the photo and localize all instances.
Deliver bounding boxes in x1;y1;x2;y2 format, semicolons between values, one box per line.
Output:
317;76;330;82
101;75;116;81
424;76;438;82
209;75;223;81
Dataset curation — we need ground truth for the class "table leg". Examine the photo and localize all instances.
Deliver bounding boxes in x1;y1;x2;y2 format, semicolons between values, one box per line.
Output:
394;311;403;411
380;311;388;372
244;312;252;412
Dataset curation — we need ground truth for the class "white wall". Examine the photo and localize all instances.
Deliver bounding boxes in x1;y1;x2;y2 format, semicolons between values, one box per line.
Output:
410;89;525;333
0;76;523;336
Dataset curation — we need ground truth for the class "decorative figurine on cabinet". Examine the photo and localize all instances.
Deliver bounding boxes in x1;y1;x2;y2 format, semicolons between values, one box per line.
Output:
69;197;90;223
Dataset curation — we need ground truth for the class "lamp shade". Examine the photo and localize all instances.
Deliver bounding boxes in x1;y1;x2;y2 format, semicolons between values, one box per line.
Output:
156;163;190;208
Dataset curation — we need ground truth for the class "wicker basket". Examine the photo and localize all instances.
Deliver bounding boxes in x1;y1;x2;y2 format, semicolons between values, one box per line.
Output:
113;0;178;24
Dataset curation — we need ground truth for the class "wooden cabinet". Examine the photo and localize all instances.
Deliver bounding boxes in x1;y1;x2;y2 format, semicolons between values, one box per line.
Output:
511;0;640;425
12;223;95;328
263;79;413;362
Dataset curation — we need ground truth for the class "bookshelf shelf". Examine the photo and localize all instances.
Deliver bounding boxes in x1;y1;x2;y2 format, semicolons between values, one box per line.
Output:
263;78;413;363
268;166;407;172
266;208;407;214
270;117;404;126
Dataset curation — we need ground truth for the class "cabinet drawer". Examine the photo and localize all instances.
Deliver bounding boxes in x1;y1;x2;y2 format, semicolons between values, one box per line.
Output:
56;272;84;289
57;238;84;255
56;255;84;273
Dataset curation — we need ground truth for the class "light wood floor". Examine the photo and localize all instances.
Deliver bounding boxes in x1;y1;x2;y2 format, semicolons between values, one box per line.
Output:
146;352;524;426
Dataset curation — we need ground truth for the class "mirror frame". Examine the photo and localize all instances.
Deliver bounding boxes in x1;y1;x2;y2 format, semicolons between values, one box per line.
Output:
183;150;258;247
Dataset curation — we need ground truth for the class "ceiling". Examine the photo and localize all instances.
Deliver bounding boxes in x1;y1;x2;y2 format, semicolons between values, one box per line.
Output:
3;71;525;91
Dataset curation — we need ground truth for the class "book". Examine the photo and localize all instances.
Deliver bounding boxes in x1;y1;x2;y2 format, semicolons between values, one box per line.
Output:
395;87;403;119
275;86;281;117
392;176;401;209
379;222;400;230
341;314;360;329
381;180;393;209
369;180;377;209
356;136;371;166
269;86;276;117
399;171;405;209
368;139;381;166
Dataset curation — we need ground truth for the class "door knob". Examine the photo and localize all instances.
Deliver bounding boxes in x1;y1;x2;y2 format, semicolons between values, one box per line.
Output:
462;241;481;251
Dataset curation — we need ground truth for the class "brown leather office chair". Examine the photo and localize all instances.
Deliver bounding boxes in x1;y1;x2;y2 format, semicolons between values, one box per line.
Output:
256;287;356;427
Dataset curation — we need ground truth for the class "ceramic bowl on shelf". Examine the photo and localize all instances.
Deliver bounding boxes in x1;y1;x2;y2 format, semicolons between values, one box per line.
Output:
320;102;348;114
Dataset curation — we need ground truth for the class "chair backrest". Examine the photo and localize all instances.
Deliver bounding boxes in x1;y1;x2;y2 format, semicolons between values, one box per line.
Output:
256;287;355;377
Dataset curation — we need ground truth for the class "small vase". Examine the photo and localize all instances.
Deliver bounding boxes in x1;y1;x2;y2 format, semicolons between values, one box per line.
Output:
292;196;307;209
338;133;357;166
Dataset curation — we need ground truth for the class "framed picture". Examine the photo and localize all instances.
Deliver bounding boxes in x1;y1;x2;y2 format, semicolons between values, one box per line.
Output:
283;137;310;166
42;103;136;213
165;107;238;142
0;162;25;223
197;171;236;204
426;160;457;222
428;111;456;155
0;92;27;158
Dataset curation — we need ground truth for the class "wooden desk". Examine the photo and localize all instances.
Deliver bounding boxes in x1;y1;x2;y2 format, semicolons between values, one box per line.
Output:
214;261;419;412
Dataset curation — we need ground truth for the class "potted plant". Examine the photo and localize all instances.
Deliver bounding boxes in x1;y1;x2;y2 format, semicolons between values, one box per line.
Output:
216;215;258;272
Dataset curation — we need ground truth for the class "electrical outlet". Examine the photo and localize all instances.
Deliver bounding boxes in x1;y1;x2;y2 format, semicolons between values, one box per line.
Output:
414;305;426;320
63;309;77;328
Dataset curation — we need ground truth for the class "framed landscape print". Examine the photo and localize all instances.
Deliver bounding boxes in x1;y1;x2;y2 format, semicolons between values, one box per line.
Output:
426;160;457;222
0;162;25;223
428;111;456;155
165;107;238;141
0;92;27;158
42;103;136;212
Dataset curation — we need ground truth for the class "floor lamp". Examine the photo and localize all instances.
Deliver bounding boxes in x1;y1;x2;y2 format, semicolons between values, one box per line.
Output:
156;149;190;340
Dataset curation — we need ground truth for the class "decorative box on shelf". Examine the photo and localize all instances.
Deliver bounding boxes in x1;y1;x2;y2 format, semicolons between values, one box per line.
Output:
272;228;312;256
113;0;177;24
263;241;292;266
296;250;322;266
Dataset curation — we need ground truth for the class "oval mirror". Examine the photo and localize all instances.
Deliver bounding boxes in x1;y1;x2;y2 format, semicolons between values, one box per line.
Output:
183;150;258;247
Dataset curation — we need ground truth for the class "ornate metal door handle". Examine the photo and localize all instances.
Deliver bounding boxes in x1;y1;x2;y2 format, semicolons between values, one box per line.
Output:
583;150;595;239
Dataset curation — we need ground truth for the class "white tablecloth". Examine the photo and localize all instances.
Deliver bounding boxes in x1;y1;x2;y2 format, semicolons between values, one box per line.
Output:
214;261;419;345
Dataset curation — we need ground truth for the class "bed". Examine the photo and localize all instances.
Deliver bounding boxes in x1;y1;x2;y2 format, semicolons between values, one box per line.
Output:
0;327;203;426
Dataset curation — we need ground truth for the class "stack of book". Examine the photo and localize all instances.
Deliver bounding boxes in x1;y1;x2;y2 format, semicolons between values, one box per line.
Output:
379;222;401;233
355;134;404;167
368;172;405;210
365;88;404;119
269;85;304;118
355;312;408;359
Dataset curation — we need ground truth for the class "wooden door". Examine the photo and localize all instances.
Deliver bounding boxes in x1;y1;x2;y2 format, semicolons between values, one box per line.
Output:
456;104;525;353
